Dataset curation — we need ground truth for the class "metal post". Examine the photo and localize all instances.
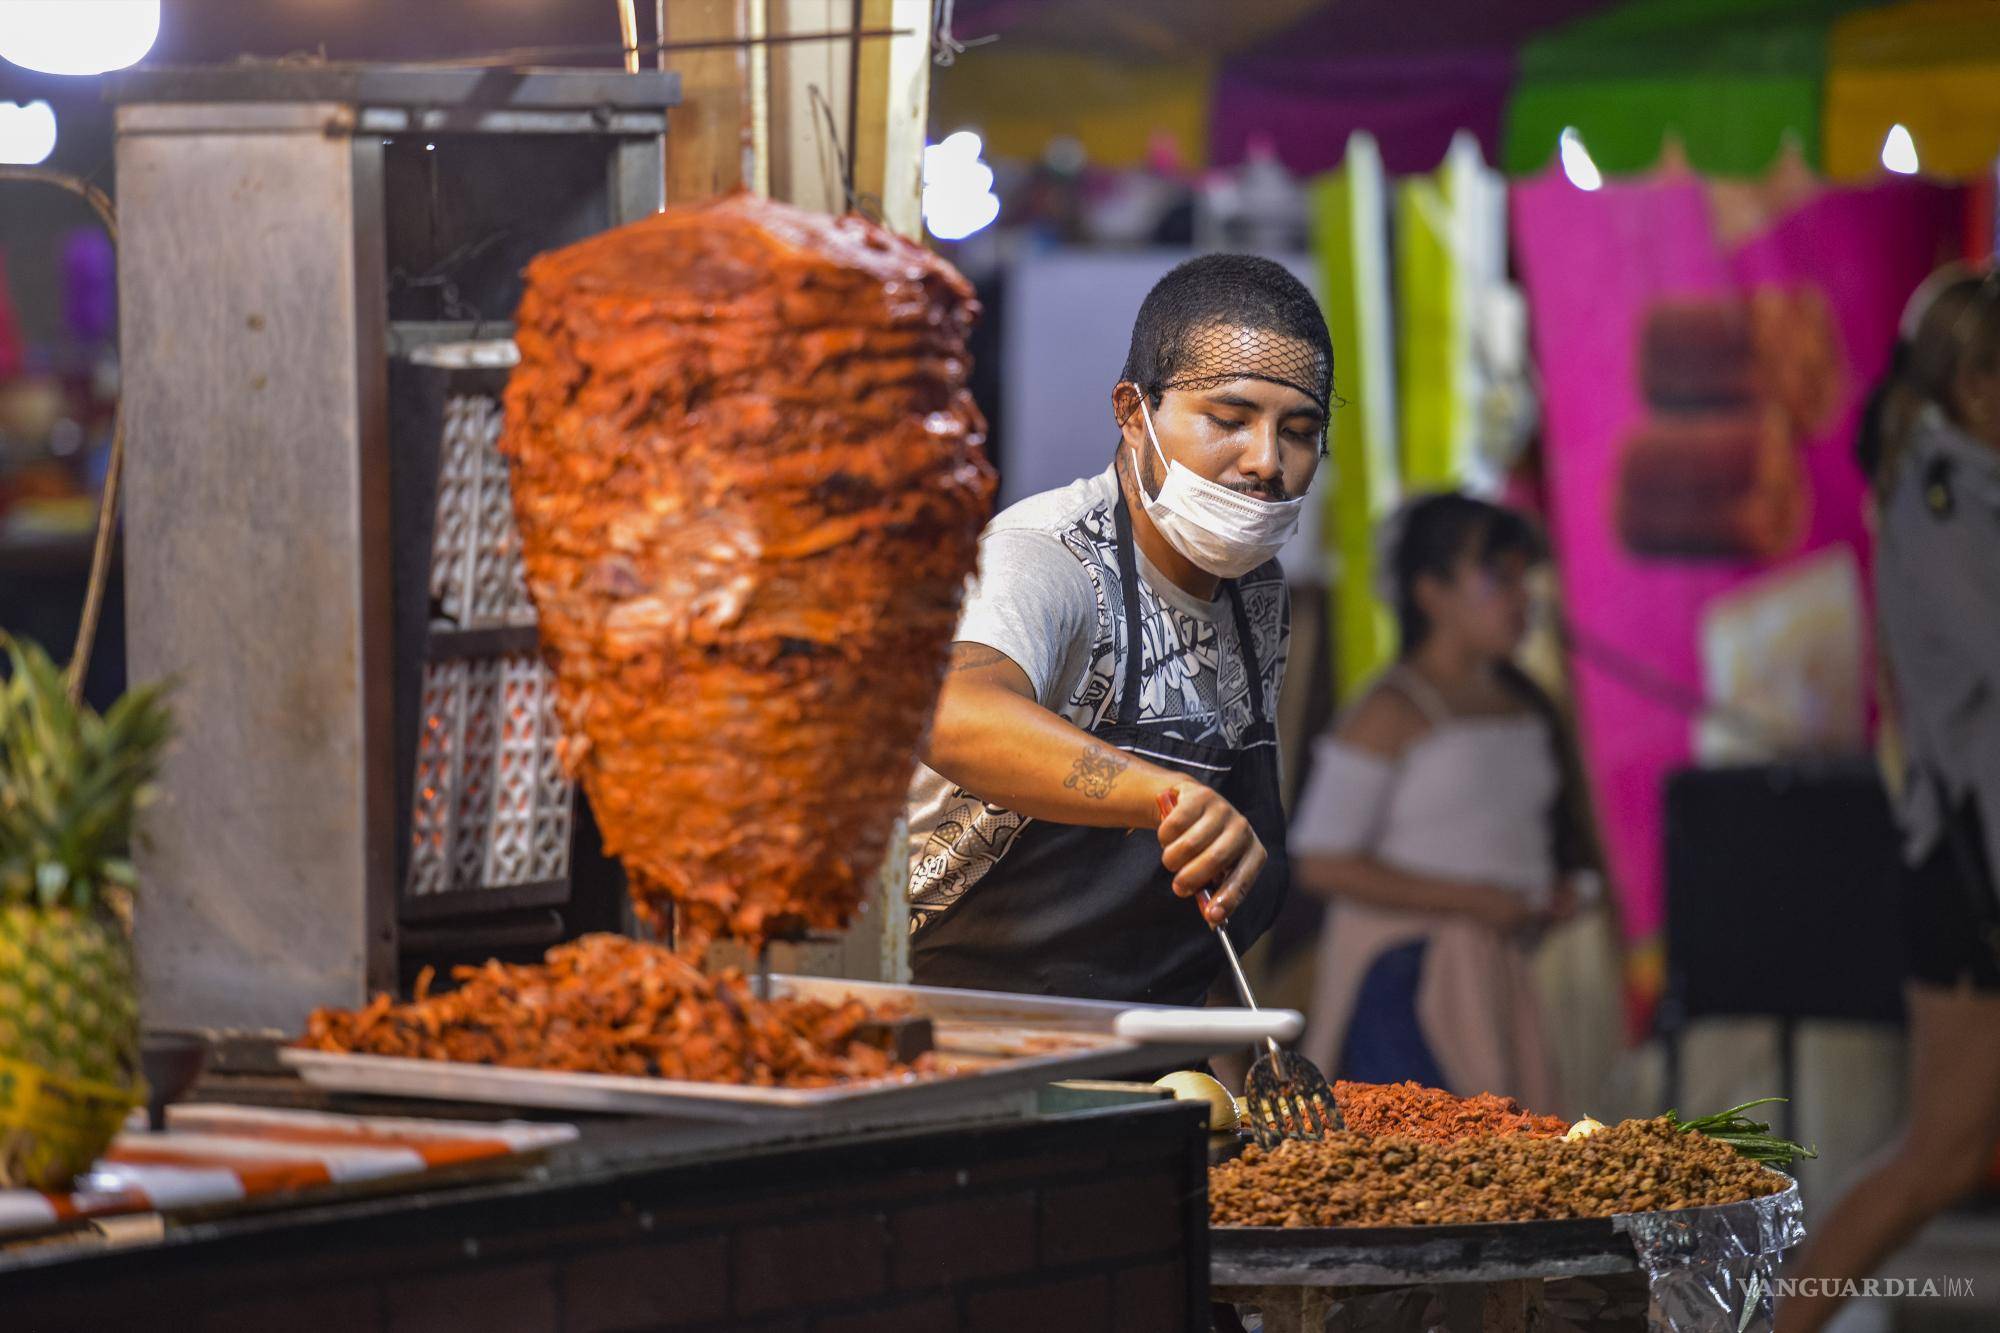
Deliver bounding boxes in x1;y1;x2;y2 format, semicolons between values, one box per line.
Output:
118;102;399;1029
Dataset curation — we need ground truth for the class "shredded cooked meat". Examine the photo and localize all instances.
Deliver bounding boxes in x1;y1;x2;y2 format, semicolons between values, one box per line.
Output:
501;193;993;952
297;934;923;1087
1210;1119;1787;1228
1333;1080;1570;1144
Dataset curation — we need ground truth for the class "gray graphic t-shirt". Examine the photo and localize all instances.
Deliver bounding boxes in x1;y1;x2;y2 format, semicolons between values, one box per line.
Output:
905;464;1289;931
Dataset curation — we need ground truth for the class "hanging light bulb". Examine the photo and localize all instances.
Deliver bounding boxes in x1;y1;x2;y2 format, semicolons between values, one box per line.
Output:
0;100;57;166
0;1;160;76
1880;123;1920;176
922;130;1000;242
1559;127;1603;192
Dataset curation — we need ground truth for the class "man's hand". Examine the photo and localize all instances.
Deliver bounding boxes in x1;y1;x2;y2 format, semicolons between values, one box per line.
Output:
1156;784;1266;926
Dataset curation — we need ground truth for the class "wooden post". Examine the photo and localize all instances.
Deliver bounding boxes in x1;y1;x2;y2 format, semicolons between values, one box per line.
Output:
762;0;930;239
658;1;929;228
658;0;759;202
851;0;931;240
765;0;854;215
617;0;640;73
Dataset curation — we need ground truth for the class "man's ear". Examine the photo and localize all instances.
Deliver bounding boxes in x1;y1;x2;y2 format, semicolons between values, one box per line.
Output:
1112;381;1144;431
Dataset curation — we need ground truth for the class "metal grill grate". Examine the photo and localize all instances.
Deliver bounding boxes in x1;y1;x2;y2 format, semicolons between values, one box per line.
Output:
406;380;572;901
430;394;537;628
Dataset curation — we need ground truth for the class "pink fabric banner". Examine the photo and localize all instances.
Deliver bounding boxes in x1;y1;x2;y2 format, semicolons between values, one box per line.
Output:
1512;173;1961;951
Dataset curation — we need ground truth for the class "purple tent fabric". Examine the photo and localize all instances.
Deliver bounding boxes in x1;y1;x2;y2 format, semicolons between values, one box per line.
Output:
1214;51;1519;176
1212;0;1613;174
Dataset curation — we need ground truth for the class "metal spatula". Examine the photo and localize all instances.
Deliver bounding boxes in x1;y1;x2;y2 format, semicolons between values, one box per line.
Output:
1159;789;1341;1148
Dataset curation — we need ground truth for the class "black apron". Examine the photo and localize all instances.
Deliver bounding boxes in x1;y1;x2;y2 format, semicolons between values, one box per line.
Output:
910;498;1289;1006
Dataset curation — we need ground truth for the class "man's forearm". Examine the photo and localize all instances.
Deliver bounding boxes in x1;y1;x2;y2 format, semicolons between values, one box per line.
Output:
920;680;1178;829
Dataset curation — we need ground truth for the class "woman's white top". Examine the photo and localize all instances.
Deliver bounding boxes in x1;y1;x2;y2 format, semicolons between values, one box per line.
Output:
1876;405;2000;879
1291;667;1560;908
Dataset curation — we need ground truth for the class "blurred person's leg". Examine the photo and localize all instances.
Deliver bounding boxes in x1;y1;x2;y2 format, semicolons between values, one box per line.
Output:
1773;982;2000;1333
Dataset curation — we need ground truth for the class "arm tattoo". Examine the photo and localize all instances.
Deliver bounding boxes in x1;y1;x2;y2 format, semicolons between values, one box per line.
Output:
1064;743;1129;800
946;644;1010;675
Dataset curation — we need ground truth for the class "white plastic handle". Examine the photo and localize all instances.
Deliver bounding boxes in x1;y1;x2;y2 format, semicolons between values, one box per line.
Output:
1112;1007;1304;1046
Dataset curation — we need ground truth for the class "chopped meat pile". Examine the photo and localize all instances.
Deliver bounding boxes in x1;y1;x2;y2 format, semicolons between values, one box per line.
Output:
1210;1118;1787;1228
501;193;993;951
1333;1080;1570;1144
297;934;923;1087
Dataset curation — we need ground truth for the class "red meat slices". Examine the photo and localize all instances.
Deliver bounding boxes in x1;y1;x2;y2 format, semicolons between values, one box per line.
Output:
501;193;993;953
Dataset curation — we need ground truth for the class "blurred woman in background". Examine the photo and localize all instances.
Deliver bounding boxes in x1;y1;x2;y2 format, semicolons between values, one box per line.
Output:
1290;494;1594;1109
1778;265;2000;1333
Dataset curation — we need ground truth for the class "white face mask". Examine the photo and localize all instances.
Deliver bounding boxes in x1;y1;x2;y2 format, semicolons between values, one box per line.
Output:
1127;396;1309;579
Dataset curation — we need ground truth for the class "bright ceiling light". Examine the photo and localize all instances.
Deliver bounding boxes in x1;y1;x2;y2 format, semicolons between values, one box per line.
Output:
923;130;1000;242
0;0;160;76
1881;123;1920;175
937;130;981;159
0;100;57;166
1559;127;1603;192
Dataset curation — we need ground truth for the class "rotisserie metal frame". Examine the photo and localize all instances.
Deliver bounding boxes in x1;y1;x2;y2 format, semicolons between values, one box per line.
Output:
109;64;678;1032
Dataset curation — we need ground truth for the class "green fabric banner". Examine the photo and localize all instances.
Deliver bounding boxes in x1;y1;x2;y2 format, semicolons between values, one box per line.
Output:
1503;0;1874;177
1310;136;1400;701
1397;169;1461;488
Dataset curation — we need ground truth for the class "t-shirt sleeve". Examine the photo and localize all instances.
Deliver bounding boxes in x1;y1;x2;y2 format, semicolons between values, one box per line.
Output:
1289;735;1395;856
952;528;1098;709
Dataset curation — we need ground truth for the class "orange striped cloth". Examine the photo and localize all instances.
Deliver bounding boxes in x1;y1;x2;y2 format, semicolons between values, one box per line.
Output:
0;1105;575;1237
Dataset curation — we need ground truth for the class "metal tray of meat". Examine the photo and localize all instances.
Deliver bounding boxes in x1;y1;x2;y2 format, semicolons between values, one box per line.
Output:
1210;1181;1802;1287
281;975;1302;1126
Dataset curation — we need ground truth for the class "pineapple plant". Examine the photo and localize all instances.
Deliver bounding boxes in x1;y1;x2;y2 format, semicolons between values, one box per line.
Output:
0;635;173;1190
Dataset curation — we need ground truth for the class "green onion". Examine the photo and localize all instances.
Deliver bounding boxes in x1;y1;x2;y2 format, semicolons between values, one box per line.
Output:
1664;1097;1818;1170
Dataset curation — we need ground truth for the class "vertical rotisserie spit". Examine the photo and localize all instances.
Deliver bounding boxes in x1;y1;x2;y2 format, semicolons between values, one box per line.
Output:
501;194;993;954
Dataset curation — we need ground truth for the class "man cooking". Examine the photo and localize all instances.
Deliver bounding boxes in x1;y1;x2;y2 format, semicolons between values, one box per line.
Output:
905;254;1332;1005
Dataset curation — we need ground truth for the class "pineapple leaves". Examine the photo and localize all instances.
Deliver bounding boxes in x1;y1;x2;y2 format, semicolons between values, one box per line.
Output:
0;635;176;914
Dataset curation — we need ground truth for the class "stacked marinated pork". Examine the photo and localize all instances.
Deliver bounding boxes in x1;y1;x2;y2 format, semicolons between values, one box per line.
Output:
502;194;993;952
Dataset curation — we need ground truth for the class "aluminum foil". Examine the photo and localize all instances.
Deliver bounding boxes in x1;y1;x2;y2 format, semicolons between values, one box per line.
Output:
1614;1182;1805;1332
